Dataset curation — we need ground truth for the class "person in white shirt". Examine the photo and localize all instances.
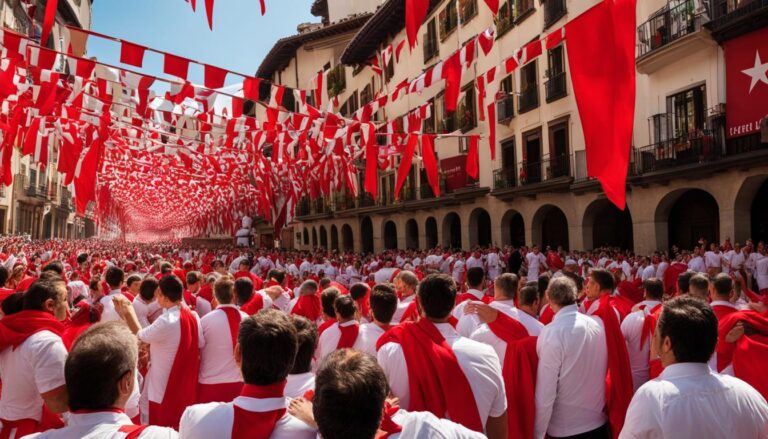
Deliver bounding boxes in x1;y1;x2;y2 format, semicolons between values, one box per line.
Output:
452;267;488;321
621;278;664;392
353;284;398;357
620;297;768;439
133;277;162;328
185;272;212;318
300;349;485;439
26;322;178;439
0;276;69;438
526;246;548;281
316;296;360;364
704;244;723;276
756;249;768;293
535;276;609;439
641;259;657;282
179;310;316;439
100;266;127;323
452;257;466;284
285;316;317;399
197;277;247;404
66;273;89;306
486;249;501;281
391;271;419;324
466;251;485;271
378;274;507;438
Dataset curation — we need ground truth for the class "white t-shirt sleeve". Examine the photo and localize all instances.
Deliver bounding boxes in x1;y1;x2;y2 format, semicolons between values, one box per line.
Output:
618;386;662;439
138;314;169;344
31;334;68;394
377;343;410;410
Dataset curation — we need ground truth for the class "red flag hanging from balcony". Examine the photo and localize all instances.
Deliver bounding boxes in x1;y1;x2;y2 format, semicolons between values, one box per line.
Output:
421;134;440;197
406;0;429;50
205;0;215;29
466;135;479;180
41;0;57;46
395;134;418;200
566;0;636;210
483;0;499;16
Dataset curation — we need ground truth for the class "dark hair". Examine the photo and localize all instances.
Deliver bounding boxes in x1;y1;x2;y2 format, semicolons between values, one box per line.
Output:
333;295;356;320
214;277;235;304
644;278;664;301
126;275;142;288
42;261;64;276
466;267;485;288
158;275;183;302
238;310;297;385
313;350;388;439
1;292;24;316
370;284;397;324
268;269;286;285
417;274;456;319
23;277;66;311
677;271;693;294
689;274;710;298
159;262;174;274
290;316;317;375
77;253;88;265
238;258;252;269
104;266;124;289
562;271;583;292
0;265;8;288
657;297;718;363
66;322;138;411
321;288;340;317
712;274;733;299
349;283;370;301
494;274;519;300
537;274;551;298
519;285;539;307
590;268;615;292
320;278;332;289
186;271;203;286
139;278;158;302
89;279;100;292
300;280;318;296
234;277;254;306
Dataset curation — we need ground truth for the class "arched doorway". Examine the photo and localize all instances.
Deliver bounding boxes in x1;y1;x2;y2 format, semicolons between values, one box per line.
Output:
657;189;719;252
406;219;419;249
425;217;438;248
752;180;768;244
501;210;525;247
361;217;374;253
312;227;318;248
303;228;309;246
582;199;634;250
532;205;569;250
341;224;354;251
319;226;328;248
330;225;339;251
442;213;462;249
383;221;398;250
469;208;492;248
734;175;768;244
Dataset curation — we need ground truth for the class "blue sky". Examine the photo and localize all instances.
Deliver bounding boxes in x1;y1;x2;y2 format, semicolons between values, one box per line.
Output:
88;0;316;86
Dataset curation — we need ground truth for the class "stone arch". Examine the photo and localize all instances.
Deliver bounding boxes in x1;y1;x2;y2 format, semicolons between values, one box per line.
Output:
405;219;419;249
319;226;328;248
469;208;492;248
442;212;462;249
341;224;354;251
655;188;719;252
425;217;438;248
303;228;309;246
330;225;339;251
361;217;374;253
734;175;768;244
501;210;526;247
532;205;569;250
311;227;318;248
383;220;398;250
582;199;634;250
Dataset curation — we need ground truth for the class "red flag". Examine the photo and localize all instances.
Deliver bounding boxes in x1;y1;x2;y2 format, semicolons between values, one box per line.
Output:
483;0;499;15
566;0;636;209
41;0;57;46
363;124;378;198
395;134;418;200
442;53;462;113
421;135;439;197
205;0;215;30
523;39;542;64
466;135;479;179
487;103;497;161
259;0;266;15
120;41;146;68
164;54;190;80
204;65;227;89
406;0;429;49
315;70;324;108
243;77;261;100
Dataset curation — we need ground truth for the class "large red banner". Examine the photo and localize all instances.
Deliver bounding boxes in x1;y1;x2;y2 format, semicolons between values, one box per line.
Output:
441;155;468;192
724;27;768;139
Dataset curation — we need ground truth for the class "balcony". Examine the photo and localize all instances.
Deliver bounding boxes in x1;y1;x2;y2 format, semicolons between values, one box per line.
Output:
493;168;517;190
518;85;539;114
423;35;439;63
544;0;567;28
332;192;357;211
545;71;567;102
636;0;714;74
26;185;48;200
708;0;768;42
634;131;723;174
492;153;574;200
496;95;515;122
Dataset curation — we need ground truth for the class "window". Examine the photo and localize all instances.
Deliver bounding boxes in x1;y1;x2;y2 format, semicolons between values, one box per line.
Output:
339;91;359;117
423;98;436;134
497;75;515;121
495;1;515;36
435;93;455;133
543;0;567;28
360;83;373;107
519;60;539;113
547;118;570;179
667;85;706;138
327;64;346;98
384;53;395;83
522;128;543;184
423;19;439;63
459;0;478;25
514;0;535;22
458;83;478;133
439;0;459;41
545;45;567;102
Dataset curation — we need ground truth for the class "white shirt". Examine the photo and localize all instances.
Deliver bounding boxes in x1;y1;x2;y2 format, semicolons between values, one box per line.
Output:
317;320;359;364
469;300;543;364
67;280;89;305
656;262;669;281
620;363;768;439
391;294;416;324
526;252;547;280
451;260;466;283
179;395;316;439
100;289;125;323
466;256;484;270
378;323;507;427
389;410;486;439
374;267;397;285
352;322;388;357
137;306;205;402
133;297;162;329
705;251;722;269
25;411;178;438
535;305;608;438
688;256;706;273
284;372;315;399
199;305;247;385
730;251;746;271
193;295;213;318
621;301;662;392
757;256;768;291
451;289;485;321
0;331;67;422
641;265;656;281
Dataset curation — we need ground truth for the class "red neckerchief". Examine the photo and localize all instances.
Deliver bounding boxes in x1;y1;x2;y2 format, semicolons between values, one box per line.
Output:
232;381;287;439
336;322;360;350
291;294;322;322
718;310;768;398
219;307;243;351
0;310;64;352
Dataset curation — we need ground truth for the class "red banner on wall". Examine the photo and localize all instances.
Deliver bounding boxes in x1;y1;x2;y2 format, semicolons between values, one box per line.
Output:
441;155;468;192
724;27;768;139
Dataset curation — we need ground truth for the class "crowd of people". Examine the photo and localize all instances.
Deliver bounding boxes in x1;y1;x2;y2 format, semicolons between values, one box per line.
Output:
0;235;768;438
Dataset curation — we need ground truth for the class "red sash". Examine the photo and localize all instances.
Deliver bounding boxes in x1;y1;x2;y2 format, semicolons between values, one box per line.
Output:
487;312;538;439
0;310;64;351
149;307;200;429
241;293;264;316
399;300;419;323
336;323;360;350
118;425;150;439
183;291;197;311
593;295;633;439
290;294;322;322
231;381;287;439
318;318;337;336
640;304;663;351
539;305;554;325
0;419;39;439
455;293;493;305
712;304;738;321
718;311;768;398
220;307;243;349
376;319;483;432
375;403;403;439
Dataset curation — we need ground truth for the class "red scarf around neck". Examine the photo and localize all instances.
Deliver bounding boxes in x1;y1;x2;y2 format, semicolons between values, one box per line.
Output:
376;319;483;432
717;311;768;399
487;312;538;439
0;310;64;352
290;294;322;322
336;322;360;350
232;381;287;439
219;306;243;350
